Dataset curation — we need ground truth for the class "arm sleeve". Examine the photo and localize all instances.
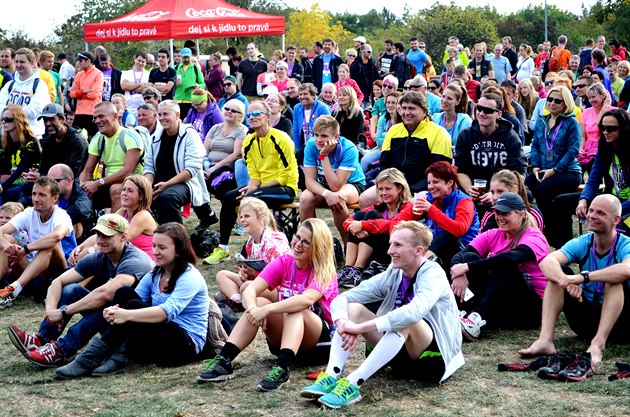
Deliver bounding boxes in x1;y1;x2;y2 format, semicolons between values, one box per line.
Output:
274;135;297;187
450;245;481;266
454;130;472;174
467;244;536;274
505;134;527;175
83;72;103;100
182;129;205;177
429;128;454;161
426;199;475;238
160;271;204;322
379;129;395;168
530;121;543;168
24;80;51;122
134;272;153;303
580;152;605;202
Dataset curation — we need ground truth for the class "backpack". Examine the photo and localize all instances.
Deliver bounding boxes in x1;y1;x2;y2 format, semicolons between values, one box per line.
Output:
5;78;40;102
95;127;145;166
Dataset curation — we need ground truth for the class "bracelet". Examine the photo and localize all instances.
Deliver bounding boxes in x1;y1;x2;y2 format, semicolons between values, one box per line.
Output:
22;245;31;254
322;190;330;198
318;153;328;160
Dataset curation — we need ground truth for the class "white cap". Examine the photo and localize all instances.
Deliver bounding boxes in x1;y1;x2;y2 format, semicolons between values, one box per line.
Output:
353;36;367;44
262;85;279;96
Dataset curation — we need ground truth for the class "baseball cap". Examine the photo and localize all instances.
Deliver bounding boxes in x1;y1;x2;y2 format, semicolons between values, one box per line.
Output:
275;61;288;70
353;36;367;44
38;103;64;120
262;85;279;96
223;75;237;84
180;47;192;57
76;51;95;62
491;192;526;213
92;213;129;236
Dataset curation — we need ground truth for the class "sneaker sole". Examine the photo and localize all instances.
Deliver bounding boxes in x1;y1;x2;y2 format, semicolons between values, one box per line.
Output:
202;256;231;265
7;325;31;355
537;370;561;380
318;394;362;409
23;353;64;368
256;377;289;392
460;325;479;342
558;370;593;382
300;389;327;399
196;372;235;383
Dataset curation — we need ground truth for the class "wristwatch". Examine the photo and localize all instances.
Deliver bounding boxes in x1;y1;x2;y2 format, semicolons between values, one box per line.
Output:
59;305;70;320
580;271;591;284
98;178;105;187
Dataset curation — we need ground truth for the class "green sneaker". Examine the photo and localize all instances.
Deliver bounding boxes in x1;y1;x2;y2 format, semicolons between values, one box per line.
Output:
196;355;234;383
300;372;338;398
202;247;230;265
318;378;361;409
257;365;290;391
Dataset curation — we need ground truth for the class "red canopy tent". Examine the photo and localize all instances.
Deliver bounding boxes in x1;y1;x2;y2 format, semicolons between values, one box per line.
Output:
84;0;285;50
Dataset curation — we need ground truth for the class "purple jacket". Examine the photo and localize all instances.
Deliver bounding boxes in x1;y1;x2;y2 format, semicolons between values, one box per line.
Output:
205;64;225;99
184;100;225;140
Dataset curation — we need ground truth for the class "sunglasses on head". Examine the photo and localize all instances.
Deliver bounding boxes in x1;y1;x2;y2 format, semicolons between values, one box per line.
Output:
476;104;500;114
223;82;233;87
601;125;620;133
247;110;267;118
1;117;14;123
223;107;242;114
546;96;564;104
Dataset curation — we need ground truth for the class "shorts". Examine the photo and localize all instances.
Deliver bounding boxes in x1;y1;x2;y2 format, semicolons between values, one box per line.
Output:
266;316;332;364
385;320;445;383
319;182;366;199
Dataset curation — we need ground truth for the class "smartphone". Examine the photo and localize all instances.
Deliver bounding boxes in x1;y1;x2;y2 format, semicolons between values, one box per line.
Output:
537;171;545;180
464;288;474;302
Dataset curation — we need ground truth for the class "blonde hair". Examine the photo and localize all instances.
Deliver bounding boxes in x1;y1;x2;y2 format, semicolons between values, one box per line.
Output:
299;218;335;289
547;85;575;115
0;202;24;215
509;210;537;250
391;221;433;251
375;168;412;209
334;86;362;118
516;79;538;118
239;197;277;231
313;115;340;136
123;175;153;215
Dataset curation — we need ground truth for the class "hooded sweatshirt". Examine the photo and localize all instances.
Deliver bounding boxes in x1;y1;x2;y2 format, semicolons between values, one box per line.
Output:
0;72;50;137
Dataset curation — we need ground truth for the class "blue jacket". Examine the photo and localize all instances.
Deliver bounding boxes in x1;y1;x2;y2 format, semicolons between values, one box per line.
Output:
292;100;331;149
581;150;630;206
432;112;473;145
530;113;581;173
426;188;479;246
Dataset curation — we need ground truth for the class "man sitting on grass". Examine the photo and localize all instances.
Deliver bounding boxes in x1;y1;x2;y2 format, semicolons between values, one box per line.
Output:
300;221;463;408
7;214;153;368
519;194;630;381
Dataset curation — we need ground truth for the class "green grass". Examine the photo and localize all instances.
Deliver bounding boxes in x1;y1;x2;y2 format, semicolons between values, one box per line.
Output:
1;209;630;416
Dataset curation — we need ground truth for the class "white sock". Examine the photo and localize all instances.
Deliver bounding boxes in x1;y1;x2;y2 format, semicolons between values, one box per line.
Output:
324;331;352;378
346;331;405;386
230;294;242;303
219;244;229;251
10;281;22;297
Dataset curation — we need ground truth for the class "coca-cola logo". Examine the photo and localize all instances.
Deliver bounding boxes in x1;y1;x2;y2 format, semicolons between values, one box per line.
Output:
185;7;247;18
117;11;170;22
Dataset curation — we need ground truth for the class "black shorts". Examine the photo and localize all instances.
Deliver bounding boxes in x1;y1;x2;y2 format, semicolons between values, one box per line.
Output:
320;182;366;197
266;316;332;364
385;320;445;384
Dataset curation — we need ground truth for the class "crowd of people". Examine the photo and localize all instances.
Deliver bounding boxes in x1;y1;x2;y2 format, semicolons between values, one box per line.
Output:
1;30;630;408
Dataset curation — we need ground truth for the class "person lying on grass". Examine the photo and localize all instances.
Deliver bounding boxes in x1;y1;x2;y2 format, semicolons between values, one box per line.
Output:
300;221;463;409
197;218;339;391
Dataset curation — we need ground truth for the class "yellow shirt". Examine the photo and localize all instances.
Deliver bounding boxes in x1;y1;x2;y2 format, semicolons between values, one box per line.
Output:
37;69;56;103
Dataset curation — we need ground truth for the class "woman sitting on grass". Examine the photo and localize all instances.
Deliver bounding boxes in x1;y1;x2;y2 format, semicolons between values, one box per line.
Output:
214;197;290;312
450;193;549;341
70;175;157;262
337;168;412;288
54;223;210;378
196;218;339;392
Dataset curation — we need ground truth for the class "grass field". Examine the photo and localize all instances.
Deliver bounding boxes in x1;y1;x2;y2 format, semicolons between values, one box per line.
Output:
1;209;630;417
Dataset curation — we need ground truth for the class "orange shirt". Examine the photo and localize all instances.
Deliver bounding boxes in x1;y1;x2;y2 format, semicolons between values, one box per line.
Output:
70;65;103;115
548;47;571;73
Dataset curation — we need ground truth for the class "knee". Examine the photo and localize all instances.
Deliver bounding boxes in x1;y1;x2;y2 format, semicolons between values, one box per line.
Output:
110;184;122;197
299;190;319;209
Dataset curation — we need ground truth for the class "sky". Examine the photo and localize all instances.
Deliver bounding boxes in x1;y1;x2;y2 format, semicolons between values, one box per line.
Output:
1;0;597;42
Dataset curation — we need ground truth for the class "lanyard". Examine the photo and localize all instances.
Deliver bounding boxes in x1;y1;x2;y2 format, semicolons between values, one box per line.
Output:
284;262;312;300
442;112;458;137
544;119;563;151
590;232;618;294
610;155;630;199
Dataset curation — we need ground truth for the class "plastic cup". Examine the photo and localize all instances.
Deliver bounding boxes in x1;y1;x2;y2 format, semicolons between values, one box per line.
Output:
472;179;487;200
413;192;425;216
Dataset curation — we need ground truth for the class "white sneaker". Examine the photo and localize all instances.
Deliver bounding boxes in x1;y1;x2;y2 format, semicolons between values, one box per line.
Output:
460;311;486;342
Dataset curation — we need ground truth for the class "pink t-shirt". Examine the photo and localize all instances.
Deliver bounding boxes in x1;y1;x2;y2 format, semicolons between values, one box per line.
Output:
469;227;549;297
259;254;339;325
579;106;615;164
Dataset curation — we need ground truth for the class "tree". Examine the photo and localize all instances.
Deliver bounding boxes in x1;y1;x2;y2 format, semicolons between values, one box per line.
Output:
286;4;351;51
590;0;630;45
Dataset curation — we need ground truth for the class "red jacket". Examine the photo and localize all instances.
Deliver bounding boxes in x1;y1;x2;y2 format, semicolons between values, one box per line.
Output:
343;201;412;235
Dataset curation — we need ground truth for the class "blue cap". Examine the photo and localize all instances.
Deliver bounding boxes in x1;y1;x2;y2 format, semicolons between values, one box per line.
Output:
180;48;192;57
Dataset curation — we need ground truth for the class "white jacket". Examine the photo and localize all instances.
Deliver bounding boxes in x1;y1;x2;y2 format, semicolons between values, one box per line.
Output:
331;260;464;383
144;122;210;207
0;72;50;137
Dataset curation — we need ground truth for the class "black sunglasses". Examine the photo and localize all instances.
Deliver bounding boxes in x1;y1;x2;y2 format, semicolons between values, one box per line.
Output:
574;84;587;88
546;97;564;104
223;82;234;87
476;104;500;114
544;80;555;86
1;117;14;123
143;95;156;101
428;86;440;91
601;125;620;133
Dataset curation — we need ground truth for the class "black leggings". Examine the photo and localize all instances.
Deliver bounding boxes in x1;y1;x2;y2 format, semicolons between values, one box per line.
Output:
220;185;295;244
525;171;581;244
101;286;199;367
549;192;581;248
458;255;542;329
347;210;390;264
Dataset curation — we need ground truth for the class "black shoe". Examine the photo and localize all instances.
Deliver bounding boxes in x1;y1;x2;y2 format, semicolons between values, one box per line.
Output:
337;266;363;288
360;260;388;281
538;352;575;380
558;352;594;382
196;355;234;383
257;365;289;391
196;211;219;231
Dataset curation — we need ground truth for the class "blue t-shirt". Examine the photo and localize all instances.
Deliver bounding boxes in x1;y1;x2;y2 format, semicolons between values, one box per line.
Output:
303;136;366;186
322;55;332;85
407;48;429;72
560;232;630;304
135;265;209;353
489;56;512;84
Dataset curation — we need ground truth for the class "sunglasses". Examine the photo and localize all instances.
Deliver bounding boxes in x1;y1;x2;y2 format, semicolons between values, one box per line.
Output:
223;82;233;87
601;125;620;133
410;84;424;89
574;84;587;88
428;86;439;91
546;97;564;104
224;107;242;114
247;110;267;118
1;117;14;123
403;86;411;90
143;96;156;101
382;84;395;89
476;104;501;114
364;51;372;54
346;53;356;58
544;80;555;86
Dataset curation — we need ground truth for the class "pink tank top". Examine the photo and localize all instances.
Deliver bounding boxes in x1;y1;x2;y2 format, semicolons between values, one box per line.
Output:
123;211;155;261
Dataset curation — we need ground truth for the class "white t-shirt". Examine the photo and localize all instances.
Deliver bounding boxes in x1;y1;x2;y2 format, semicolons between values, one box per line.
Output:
59;61;76;82
121;69;150;115
9;206;73;254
